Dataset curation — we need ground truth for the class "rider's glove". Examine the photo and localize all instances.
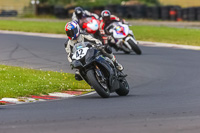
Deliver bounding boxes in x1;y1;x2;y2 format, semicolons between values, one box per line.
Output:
96;43;104;50
70;63;74;70
107;36;113;40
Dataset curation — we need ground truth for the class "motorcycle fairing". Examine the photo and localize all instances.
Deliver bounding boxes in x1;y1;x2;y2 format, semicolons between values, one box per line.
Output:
113;23;129;39
95;56;120;92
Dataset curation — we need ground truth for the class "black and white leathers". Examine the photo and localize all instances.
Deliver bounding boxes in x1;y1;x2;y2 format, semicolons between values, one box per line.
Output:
65;33;101;63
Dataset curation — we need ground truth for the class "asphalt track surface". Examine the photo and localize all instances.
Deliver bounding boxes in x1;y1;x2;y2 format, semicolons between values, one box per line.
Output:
0;33;200;133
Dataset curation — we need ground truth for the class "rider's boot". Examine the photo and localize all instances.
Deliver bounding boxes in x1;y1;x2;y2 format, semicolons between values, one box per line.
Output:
114;60;124;71
111;55;124;71
75;70;83;81
114;60;127;77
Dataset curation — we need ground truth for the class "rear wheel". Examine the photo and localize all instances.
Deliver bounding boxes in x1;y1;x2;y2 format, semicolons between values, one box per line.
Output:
116;78;129;96
128;39;142;55
86;69;110;98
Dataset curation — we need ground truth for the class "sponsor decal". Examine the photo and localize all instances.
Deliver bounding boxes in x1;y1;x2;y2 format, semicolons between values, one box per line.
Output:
67;24;73;30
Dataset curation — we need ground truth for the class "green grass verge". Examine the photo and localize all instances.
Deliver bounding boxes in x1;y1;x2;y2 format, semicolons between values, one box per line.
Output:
0;20;200;46
0;65;90;99
0;20;65;34
130;26;200;46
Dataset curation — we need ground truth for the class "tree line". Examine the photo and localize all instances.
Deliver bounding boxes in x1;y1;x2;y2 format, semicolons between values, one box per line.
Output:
39;0;160;7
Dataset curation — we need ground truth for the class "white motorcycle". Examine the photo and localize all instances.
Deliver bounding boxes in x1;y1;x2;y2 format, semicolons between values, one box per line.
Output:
106;22;142;55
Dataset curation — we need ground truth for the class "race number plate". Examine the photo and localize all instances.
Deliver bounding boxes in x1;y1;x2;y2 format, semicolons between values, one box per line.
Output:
72;47;89;60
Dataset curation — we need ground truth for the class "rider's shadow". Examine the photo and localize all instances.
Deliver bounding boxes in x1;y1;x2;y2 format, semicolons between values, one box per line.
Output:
113;52;137;55
76;93;135;99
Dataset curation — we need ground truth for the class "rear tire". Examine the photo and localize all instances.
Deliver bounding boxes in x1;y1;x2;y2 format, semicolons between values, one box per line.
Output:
86;69;110;98
116;78;129;96
128;39;142;55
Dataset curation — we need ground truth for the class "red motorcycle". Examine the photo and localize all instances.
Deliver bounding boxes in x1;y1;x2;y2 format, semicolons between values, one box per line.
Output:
79;17;101;39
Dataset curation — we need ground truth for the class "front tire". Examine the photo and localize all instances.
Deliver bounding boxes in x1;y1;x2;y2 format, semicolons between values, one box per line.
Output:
128;39;142;55
116;78;129;96
121;44;131;54
86;69;110;98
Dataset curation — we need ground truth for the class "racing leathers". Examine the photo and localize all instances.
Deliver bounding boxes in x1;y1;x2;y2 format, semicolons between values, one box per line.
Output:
64;32;123;71
99;15;125;45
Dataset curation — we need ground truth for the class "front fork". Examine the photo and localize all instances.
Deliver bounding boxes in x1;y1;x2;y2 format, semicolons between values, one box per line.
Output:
94;63;106;83
123;35;138;49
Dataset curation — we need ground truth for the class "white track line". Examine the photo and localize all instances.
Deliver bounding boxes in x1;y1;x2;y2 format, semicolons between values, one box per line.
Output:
48;92;75;98
0;30;66;38
1;98;24;104
139;41;200;50
1;30;199;51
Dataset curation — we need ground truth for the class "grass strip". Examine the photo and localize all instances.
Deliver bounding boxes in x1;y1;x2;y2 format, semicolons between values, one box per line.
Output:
130;26;200;46
0;64;90;99
0;20;65;34
0;20;200;46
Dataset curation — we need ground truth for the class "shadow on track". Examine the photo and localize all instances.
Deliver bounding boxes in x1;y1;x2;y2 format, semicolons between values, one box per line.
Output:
76;93;137;99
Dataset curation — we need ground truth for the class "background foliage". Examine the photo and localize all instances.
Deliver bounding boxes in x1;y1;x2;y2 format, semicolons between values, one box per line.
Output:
140;0;160;6
39;0;159;7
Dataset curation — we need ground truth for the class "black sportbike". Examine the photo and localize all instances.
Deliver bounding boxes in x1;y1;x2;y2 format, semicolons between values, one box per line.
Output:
70;42;129;98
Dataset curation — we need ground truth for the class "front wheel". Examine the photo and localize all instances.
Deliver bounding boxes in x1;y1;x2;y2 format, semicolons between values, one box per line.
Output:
128;39;142;55
115;78;129;96
86;69;110;98
121;44;131;54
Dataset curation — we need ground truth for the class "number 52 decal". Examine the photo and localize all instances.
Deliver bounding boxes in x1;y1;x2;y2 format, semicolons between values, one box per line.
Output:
72;47;89;60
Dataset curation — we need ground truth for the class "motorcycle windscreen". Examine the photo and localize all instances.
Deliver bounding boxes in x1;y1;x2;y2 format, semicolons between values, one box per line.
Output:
85;48;96;63
113;24;129;39
73;43;86;52
66;30;74;38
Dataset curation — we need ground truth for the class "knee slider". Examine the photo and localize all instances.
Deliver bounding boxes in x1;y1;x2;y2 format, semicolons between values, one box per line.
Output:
105;45;112;54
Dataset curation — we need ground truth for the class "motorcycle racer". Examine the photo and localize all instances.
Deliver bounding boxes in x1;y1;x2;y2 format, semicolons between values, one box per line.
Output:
72;7;99;22
99;10;127;48
64;21;124;80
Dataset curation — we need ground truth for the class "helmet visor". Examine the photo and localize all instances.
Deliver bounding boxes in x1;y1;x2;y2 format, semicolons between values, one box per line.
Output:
66;27;78;39
103;16;110;22
76;12;83;19
66;30;74;38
